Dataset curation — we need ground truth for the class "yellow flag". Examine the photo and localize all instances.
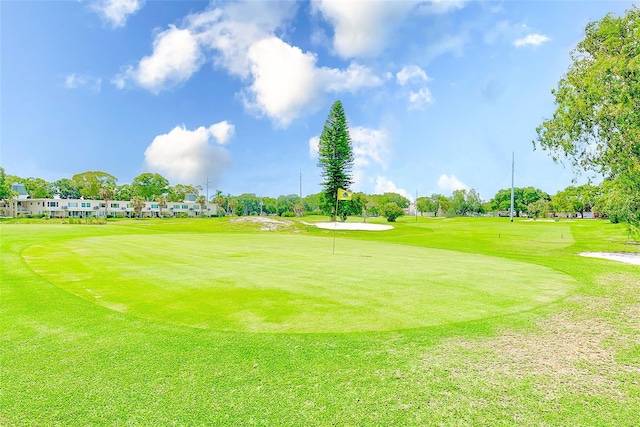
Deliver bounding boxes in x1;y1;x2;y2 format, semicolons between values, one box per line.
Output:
337;189;352;200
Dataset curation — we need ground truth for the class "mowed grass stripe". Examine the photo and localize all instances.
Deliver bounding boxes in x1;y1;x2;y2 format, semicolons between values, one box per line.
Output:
22;233;575;333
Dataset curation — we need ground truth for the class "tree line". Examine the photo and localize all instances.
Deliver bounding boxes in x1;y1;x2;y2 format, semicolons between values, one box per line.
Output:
0;166;629;223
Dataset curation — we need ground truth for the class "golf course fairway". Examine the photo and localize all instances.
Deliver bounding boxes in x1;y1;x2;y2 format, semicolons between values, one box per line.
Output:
22;233;574;333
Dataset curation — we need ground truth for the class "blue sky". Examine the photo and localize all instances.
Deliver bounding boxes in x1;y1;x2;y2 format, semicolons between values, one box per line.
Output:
1;0;635;201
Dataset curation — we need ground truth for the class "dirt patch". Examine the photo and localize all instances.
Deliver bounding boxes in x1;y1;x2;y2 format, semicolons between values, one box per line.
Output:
423;273;640;400
230;216;293;231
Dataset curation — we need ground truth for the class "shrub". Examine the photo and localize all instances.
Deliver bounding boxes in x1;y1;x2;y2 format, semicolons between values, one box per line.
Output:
382;202;404;222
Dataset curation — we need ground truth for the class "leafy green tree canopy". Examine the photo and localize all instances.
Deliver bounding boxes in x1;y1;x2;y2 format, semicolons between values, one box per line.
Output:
131;172;169;201
0;167;16;200
535;6;640;182
52;178;80;199
72;171;117;199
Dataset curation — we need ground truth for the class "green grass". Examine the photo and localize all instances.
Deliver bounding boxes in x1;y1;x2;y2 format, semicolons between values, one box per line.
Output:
2;216;639;425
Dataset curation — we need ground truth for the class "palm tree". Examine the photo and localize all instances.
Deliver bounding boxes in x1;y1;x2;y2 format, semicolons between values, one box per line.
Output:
155;195;167;218
196;195;207;217
99;188;115;219
227;197;238;216
131;196;145;219
213;190;226;217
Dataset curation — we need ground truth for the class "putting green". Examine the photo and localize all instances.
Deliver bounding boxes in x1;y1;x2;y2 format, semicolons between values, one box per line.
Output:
22;233;574;333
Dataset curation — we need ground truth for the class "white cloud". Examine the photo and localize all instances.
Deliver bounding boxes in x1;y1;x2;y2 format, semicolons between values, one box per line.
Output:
144;122;233;184
437;174;469;193
396;65;433;110
513;33;551;48
243;37;381;127
396;65;429;86
190;4;295;79
91;0;144;28
408;88;434;110
312;0;417;58
115;26;203;93
115;2;381;127
351;126;392;170
417;0;467;15
209;120;235;145
375;176;412;201
308;125;392;189
64;74;102;92
244;37;322;128
485;21;551;49
324;62;383;92
309;136;320;158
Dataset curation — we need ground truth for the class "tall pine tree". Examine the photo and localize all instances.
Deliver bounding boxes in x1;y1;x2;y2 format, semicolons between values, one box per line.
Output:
317;100;354;220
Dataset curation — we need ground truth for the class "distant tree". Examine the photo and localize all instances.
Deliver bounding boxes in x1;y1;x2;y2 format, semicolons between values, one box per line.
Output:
52;178;80;199
302;192;322;214
466;189;485;214
436;195;450;215
0;168;17;216
196;195;207;217
535;7;640;229
491;187;549;216
72;171;117;199
0;167;15;201
594;179;638;227
416;196;436;214
227;197;239;216
293;203;304;217
131;172;169;201
346;192;367;218
261;196;277;215
527;199;551;219
317;100;354;219
381;193;410;209
99;188;115;219
168;184;199;202
114;184;134;201
449;189;469;215
155;195;168;218
131;196;145;218
237;193;261;215
212;190;226;216
382;202;404;222
11;176;53;198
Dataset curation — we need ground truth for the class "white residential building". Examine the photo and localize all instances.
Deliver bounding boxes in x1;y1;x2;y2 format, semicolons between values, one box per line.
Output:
2;196;217;218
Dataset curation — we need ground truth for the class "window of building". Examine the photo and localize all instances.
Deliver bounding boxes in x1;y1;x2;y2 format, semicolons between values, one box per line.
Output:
182;205;188;209
111;203;119;208
68;202;78;207
151;204;158;209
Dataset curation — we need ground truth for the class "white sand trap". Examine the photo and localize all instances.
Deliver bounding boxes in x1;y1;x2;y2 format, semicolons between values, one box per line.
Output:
314;222;394;231
579;252;640;265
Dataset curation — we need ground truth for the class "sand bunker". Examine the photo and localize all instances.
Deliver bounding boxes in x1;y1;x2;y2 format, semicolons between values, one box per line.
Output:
314;222;394;231
579;252;640;265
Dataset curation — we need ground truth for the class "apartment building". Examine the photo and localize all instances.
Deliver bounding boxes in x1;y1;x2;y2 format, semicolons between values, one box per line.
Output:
2;196;217;218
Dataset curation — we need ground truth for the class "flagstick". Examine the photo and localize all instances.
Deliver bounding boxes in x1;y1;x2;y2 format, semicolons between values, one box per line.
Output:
332;191;339;255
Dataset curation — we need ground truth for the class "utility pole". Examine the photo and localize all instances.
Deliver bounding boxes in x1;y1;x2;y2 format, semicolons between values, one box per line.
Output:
510;152;515;222
299;169;302;199
206;177;210;202
415;190;418;221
